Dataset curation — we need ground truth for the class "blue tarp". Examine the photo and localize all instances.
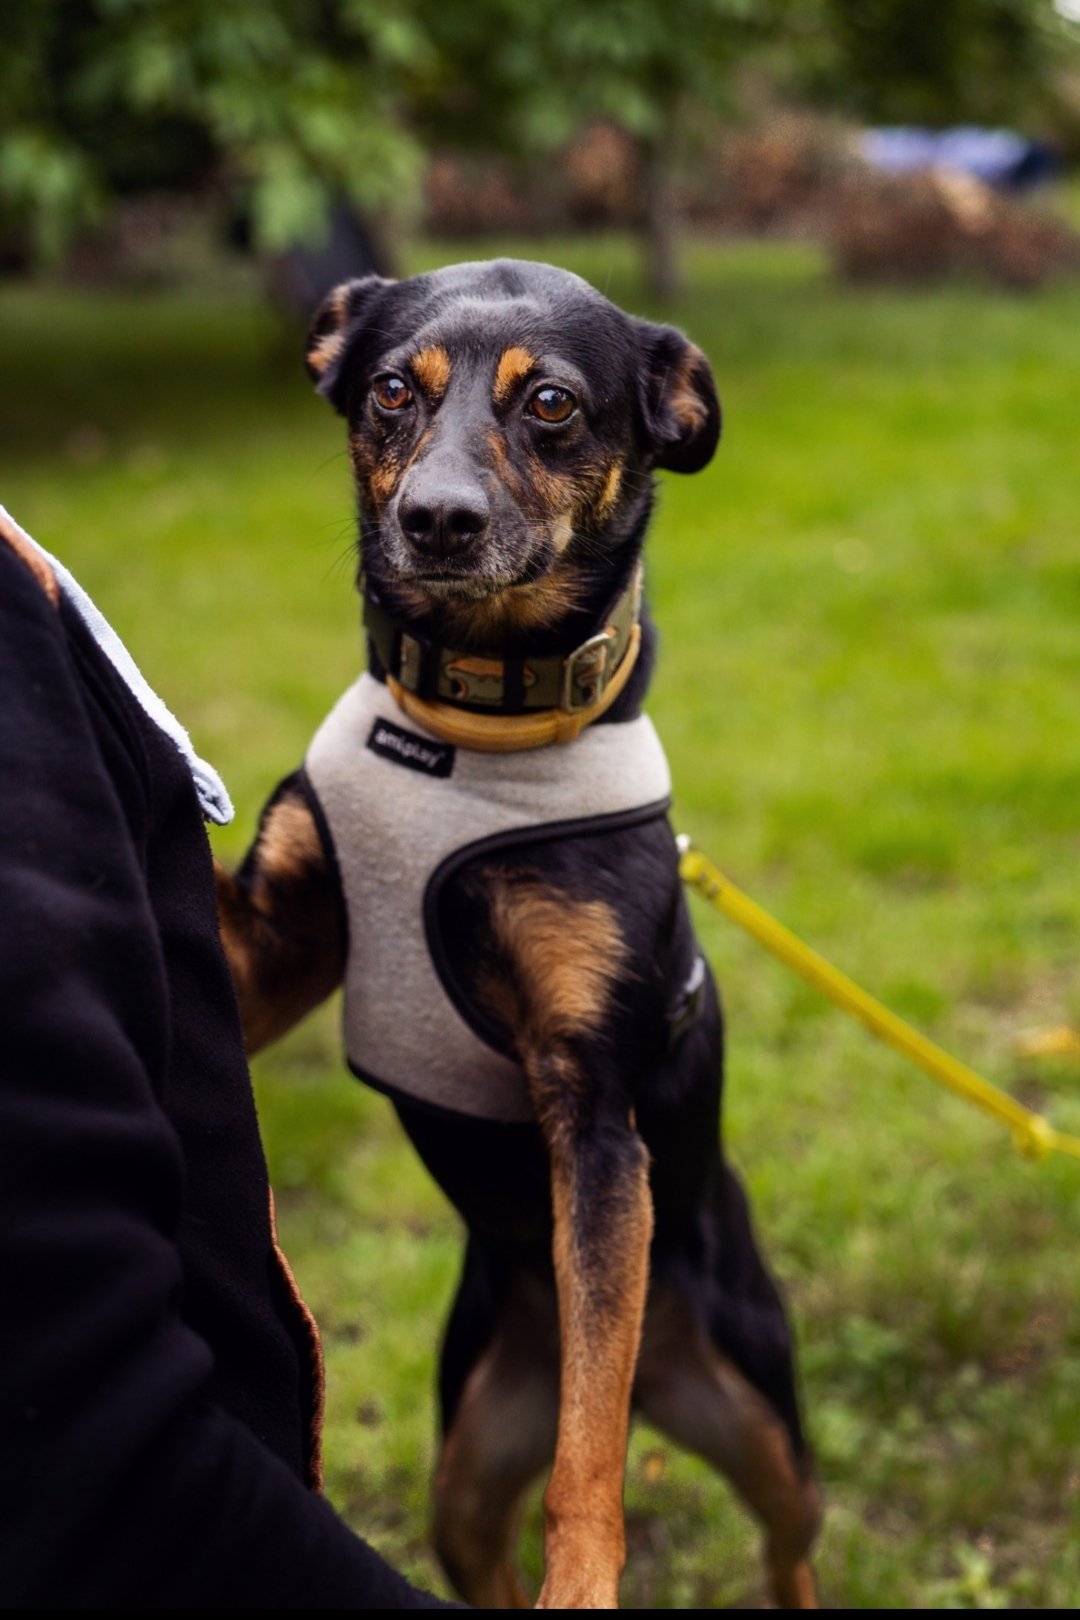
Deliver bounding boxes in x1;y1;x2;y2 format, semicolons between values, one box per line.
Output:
860;127;1061;190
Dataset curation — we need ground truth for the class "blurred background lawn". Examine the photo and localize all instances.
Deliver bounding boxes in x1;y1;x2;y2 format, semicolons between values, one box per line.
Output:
3;231;1079;1607
4;0;1080;1607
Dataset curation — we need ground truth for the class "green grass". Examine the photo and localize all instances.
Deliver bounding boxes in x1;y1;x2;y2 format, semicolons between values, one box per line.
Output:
3;235;1079;1607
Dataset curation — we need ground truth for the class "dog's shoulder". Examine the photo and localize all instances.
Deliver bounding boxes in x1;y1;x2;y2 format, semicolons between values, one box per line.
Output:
433;810;699;1053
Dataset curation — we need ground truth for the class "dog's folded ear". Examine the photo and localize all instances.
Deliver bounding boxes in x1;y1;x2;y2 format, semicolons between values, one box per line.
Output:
635;322;721;474
305;276;394;413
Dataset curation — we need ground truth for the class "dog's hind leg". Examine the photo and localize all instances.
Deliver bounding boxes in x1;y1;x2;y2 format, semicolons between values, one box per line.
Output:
634;1288;822;1609
433;1267;559;1608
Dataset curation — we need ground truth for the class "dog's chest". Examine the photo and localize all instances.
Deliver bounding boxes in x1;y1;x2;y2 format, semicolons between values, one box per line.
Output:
304;673;670;1121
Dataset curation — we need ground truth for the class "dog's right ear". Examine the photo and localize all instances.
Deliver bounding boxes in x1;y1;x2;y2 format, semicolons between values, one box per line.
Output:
305;275;394;414
634;321;721;475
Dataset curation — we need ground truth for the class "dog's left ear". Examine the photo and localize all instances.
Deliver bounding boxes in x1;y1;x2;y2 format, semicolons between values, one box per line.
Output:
634;322;721;474
305;274;394;414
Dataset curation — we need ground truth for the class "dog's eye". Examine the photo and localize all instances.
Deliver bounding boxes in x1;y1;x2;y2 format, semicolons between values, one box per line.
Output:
373;375;413;412
528;386;576;424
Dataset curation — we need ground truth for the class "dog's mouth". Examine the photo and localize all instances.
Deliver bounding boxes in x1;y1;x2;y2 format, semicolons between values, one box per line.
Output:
376;527;587;639
401;570;520;602
387;532;551;603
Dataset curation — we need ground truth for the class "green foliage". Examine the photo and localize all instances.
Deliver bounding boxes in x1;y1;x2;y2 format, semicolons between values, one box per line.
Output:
0;0;428;258
3;0;1076;278
791;0;1075;126
413;0;761;153
0;0;769;265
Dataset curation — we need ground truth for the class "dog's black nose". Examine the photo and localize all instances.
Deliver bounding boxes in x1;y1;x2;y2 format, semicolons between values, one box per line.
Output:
400;491;489;560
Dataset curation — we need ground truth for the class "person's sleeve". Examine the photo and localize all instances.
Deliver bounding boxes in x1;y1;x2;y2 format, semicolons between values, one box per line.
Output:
0;547;455;1608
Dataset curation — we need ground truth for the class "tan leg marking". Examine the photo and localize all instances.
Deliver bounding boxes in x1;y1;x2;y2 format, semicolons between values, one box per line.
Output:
215;794;343;1054
479;877;648;1607
634;1289;822;1609
433;1274;559;1608
536;1140;653;1609
479;879;626;1057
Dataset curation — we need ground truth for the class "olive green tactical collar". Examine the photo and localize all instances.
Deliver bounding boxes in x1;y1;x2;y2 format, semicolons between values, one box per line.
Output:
362;566;643;718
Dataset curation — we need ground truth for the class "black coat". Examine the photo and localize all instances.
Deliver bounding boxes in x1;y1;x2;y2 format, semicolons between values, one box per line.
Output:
0;534;448;1607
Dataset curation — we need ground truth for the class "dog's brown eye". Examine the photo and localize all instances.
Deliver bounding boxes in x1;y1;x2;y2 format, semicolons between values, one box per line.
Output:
373;375;412;412
529;386;576;424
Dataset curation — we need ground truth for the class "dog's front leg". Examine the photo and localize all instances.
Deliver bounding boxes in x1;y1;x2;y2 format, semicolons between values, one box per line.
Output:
532;1068;652;1610
481;874;651;1608
215;774;344;1053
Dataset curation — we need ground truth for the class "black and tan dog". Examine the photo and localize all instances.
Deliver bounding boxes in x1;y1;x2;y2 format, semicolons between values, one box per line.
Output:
217;259;821;1609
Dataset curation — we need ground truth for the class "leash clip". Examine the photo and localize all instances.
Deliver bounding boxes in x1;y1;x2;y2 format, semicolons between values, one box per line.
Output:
561;627;617;713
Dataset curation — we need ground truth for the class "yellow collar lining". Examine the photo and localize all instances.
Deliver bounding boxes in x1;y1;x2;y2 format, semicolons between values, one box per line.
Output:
387;623;642;752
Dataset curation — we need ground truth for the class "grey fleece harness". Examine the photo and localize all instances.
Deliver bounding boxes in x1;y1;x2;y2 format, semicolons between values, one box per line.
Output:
305;673;672;1122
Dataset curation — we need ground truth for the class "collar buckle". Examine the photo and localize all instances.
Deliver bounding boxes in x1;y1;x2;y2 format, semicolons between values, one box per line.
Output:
398;631;425;694
561;627;617;713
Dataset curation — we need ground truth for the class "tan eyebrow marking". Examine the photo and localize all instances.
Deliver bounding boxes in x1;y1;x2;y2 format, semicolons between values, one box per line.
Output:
493;346;537;406
411;345;452;401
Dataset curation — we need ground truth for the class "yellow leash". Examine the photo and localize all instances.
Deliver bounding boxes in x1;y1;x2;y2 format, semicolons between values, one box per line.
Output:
677;838;1080;1164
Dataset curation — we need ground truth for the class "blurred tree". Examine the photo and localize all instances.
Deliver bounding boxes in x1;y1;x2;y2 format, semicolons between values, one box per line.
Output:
412;0;766;298
3;0;1072;296
0;0;769;297
0;0;432;266
787;0;1073;127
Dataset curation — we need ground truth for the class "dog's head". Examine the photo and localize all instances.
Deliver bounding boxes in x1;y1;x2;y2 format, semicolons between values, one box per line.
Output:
307;259;719;635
